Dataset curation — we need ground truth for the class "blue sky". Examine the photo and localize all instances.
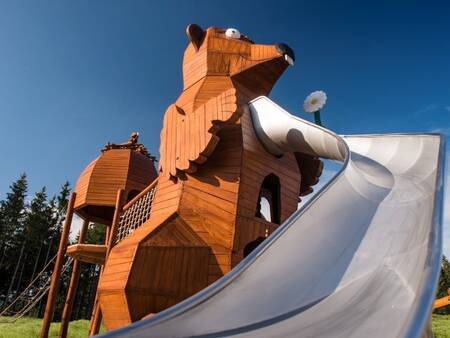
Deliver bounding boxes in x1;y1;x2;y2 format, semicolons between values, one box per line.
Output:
0;1;448;252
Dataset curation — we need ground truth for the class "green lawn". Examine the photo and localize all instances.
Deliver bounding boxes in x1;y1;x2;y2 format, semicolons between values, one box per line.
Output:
0;315;448;337
0;317;105;338
433;314;450;338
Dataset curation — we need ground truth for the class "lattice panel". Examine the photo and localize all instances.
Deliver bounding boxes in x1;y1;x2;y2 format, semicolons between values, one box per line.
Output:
115;186;156;243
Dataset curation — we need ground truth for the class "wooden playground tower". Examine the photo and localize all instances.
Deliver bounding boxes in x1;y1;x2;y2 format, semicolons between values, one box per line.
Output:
40;24;323;337
39;134;158;337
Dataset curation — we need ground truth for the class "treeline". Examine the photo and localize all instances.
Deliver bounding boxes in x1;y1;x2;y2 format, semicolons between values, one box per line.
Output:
0;174;105;320
436;255;450;314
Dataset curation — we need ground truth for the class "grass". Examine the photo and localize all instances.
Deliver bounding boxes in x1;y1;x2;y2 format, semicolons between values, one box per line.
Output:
0;316;105;338
433;314;450;338
0;315;448;337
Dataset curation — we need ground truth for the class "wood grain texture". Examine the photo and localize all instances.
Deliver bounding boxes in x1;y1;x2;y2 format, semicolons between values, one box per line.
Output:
159;88;239;177
98;212;210;329
98;25;322;331
89;189;125;336
66;244;107;265
74;148;157;224
434;295;450;309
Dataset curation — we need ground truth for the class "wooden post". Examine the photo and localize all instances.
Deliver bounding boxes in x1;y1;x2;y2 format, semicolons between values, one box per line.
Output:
89;189;124;336
87;225;110;336
58;218;90;338
40;192;76;338
106;189;125;257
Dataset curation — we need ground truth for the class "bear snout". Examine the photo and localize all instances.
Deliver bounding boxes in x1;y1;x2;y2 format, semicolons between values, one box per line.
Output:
276;43;295;65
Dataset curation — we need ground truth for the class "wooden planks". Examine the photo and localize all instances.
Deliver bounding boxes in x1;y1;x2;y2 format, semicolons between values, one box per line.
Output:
66;244;107;265
97;25;323;332
126;245;210;321
74;148;157;224
159;89;239;177
434;294;450;309
231;103;301;260
98;212;210;330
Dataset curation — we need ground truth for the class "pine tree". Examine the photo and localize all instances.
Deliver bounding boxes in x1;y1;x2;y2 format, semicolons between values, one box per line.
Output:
41;182;71;275
50;181;71;244
86;223;106;245
54;181;71;232
0;178;72;314
4;187;54;299
37;183;72;318
437;256;450;296
0;174;28;297
23;187;54;286
435;255;450;314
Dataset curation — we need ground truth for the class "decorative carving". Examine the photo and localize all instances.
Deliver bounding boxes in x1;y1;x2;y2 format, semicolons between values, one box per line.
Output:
101;132;156;160
159;89;238;177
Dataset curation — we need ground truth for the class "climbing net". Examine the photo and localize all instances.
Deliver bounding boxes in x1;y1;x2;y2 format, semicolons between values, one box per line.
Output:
0;255;73;323
115;180;158;244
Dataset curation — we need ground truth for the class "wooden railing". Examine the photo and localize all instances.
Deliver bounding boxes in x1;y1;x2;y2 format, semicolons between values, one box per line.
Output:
115;178;158;244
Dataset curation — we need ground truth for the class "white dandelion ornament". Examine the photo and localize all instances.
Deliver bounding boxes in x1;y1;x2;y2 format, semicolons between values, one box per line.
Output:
303;90;327;126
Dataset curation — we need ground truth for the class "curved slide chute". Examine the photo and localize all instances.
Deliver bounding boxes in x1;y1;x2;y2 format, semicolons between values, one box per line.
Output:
102;96;445;338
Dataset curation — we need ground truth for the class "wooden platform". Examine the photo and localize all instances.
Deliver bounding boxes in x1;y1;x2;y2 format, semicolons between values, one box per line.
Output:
66;244;107;265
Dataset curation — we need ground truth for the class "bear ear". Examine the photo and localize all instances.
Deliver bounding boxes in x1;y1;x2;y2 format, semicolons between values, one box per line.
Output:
186;24;205;51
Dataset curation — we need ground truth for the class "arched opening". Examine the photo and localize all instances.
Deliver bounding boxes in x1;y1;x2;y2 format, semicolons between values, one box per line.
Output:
243;237;266;258
126;189;140;203
255;174;281;224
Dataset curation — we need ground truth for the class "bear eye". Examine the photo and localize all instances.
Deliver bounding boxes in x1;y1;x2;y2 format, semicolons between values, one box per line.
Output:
225;28;241;39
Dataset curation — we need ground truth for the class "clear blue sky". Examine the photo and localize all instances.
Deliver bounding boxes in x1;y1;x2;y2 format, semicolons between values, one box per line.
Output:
0;1;448;251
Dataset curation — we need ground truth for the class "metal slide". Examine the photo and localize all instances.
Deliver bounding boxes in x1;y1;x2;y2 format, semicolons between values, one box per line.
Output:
102;97;445;338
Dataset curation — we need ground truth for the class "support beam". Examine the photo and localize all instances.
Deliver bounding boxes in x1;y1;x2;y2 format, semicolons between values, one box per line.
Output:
89;189;124;336
58;218;90;338
40;192;76;338
88;226;110;336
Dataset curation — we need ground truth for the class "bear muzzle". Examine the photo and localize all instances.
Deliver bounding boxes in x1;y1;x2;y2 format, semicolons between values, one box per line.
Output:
276;43;295;66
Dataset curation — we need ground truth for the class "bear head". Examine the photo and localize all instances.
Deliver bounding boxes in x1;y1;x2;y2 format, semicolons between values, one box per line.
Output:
183;24;295;96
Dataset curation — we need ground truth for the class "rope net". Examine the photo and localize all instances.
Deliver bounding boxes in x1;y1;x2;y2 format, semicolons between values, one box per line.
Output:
115;181;157;243
0;256;73;323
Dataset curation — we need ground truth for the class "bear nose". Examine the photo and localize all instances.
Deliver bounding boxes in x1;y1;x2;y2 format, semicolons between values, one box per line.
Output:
276;43;295;63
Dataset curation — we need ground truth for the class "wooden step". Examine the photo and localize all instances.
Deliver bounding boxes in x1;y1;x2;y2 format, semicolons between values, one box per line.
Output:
66;244;107;265
434;295;450;309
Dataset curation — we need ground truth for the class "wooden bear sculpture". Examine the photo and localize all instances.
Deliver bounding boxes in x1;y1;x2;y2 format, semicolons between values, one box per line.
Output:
98;24;323;330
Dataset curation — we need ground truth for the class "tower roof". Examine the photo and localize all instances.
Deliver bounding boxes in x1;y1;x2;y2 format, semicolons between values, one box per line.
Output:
74;134;158;224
